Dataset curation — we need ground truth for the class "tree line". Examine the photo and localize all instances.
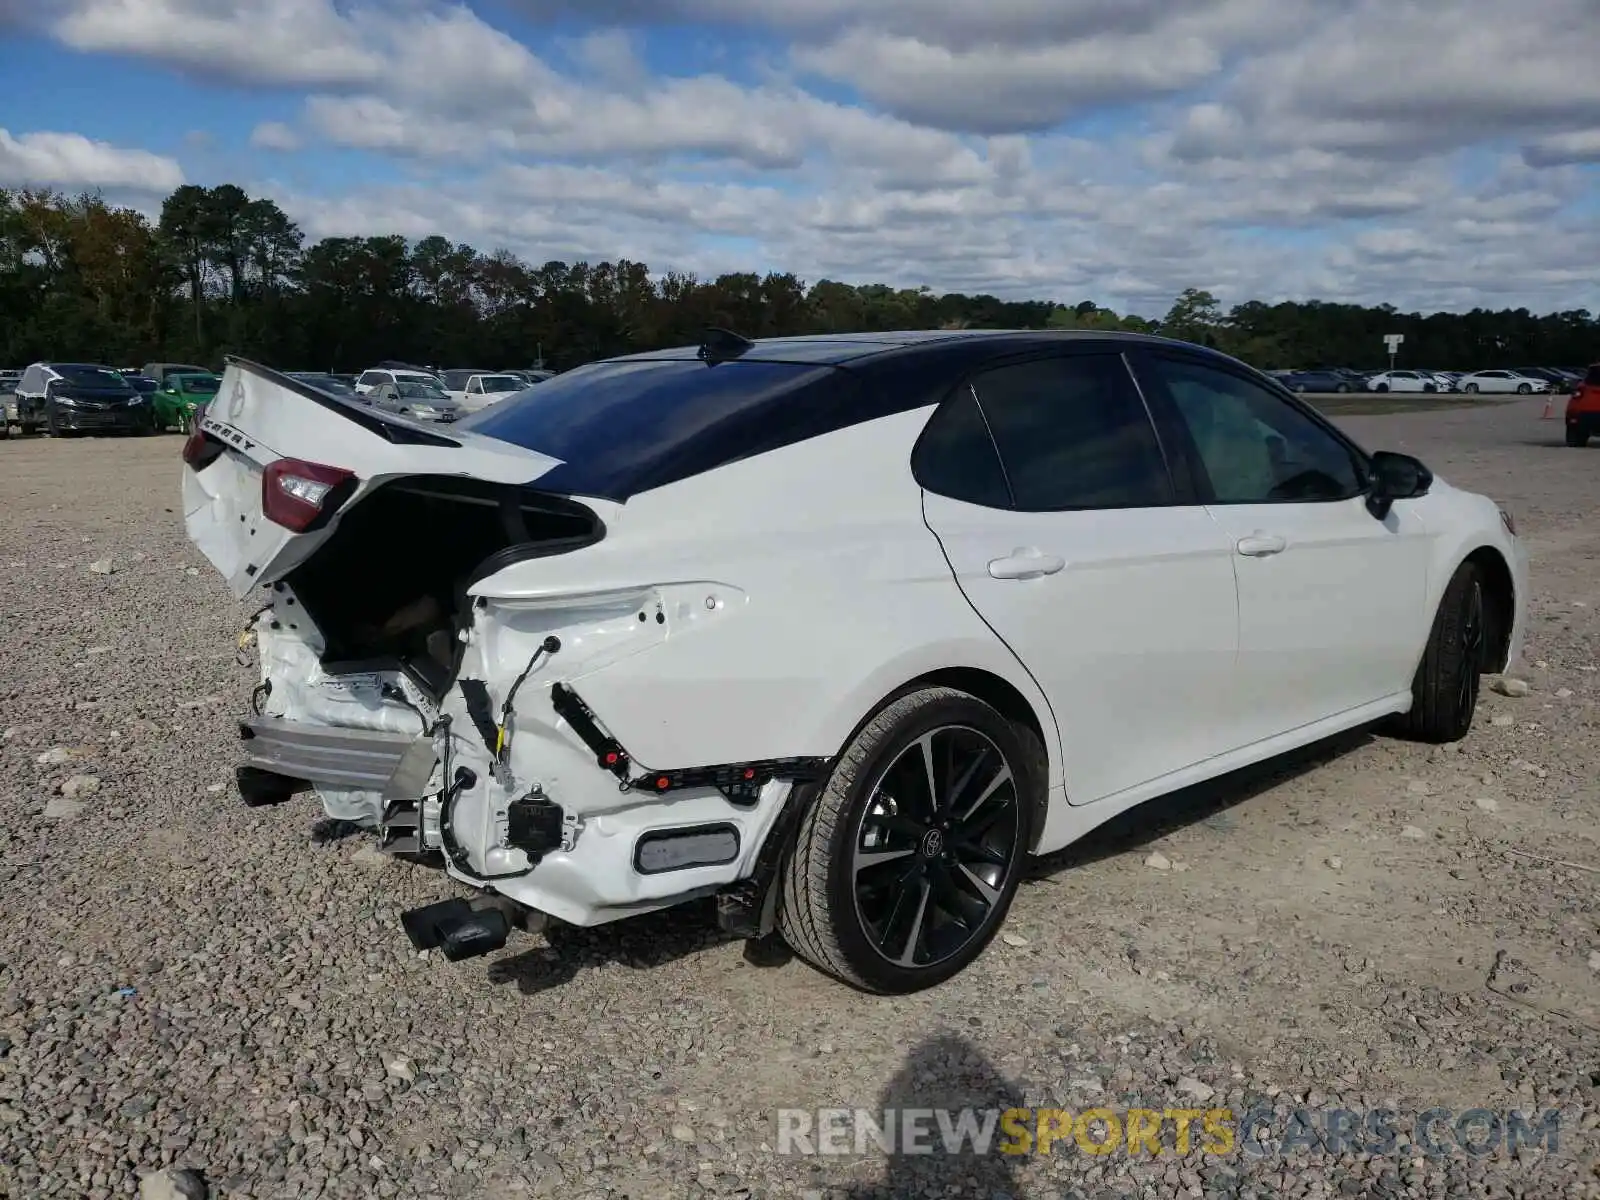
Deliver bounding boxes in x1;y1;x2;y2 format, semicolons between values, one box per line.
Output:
2;184;1595;373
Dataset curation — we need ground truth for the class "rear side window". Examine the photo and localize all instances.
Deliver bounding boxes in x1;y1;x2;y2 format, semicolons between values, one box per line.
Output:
968;354;1173;511
462;358;849;501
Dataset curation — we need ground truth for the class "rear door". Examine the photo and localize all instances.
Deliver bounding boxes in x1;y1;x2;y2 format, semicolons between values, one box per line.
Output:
184;359;564;597
1132;350;1432;742
918;349;1242;806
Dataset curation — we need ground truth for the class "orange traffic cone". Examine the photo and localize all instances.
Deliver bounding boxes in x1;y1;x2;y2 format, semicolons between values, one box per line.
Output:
1541;395;1556;419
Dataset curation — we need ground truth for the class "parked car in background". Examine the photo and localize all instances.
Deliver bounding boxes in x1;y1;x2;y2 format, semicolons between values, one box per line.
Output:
355;366;444;396
442;370;527;412
1457;370;1549;395
1;369;20;432
369;379;463;423
1272;368;1358;393
16;362;151;435
142;361;211;386
1366;370;1438;394
1563;364;1600;447
286;372;360;400
183;331;1526;992
1513;367;1576;394
500;369;556;387
154;371;221;432
126;374;160;424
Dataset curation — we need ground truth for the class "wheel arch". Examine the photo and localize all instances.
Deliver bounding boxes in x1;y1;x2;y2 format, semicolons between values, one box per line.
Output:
833;665;1056;853
1463;544;1515;673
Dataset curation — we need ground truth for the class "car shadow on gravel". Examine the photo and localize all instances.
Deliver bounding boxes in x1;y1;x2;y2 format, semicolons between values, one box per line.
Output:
838;1032;1024;1199
485;899;740;994
1028;726;1375;878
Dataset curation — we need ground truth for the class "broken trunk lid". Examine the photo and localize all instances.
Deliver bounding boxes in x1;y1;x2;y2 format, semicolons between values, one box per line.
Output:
183;357;566;597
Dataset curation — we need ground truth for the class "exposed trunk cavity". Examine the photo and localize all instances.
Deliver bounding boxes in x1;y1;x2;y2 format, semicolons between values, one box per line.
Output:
281;475;603;687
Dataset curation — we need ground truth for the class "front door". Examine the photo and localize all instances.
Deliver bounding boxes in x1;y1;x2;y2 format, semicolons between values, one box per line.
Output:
918;350;1241;807
1133;351;1433;744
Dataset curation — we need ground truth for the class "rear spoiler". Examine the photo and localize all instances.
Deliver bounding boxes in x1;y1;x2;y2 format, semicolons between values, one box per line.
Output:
223;356;463;449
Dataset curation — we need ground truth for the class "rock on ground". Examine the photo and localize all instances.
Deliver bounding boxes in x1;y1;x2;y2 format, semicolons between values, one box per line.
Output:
138;1168;207;1200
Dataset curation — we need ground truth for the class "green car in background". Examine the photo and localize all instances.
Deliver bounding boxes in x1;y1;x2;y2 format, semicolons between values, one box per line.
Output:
153;371;221;431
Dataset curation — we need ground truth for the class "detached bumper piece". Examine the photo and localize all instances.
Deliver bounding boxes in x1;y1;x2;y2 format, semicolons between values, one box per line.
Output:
399;898;509;961
549;683;827;805
238;716;435;799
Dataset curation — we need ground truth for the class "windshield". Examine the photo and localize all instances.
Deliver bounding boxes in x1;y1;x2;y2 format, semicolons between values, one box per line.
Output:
396;381;446;399
128;377;158;393
177;375;221;394
480;375;524;393
55;365;127;388
442;369;489;390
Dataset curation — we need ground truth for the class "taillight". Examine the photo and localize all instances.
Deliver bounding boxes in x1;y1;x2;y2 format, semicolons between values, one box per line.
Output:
262;458;357;532
182;428;222;471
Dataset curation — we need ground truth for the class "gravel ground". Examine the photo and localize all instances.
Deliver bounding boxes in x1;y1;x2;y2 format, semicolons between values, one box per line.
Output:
1;397;1597;1200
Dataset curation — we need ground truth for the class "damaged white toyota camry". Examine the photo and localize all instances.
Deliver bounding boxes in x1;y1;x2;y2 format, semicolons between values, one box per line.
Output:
183;329;1527;993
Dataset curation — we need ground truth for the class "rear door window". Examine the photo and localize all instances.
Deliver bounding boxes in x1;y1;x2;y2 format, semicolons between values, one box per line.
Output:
967;354;1174;511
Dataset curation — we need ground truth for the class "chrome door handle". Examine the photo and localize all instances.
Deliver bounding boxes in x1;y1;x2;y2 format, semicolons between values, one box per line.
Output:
1236;533;1287;557
988;550;1066;580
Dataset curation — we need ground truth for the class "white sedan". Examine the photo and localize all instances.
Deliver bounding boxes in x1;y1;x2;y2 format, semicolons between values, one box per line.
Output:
1458;370;1550;395
182;332;1528;993
1365;370;1438;393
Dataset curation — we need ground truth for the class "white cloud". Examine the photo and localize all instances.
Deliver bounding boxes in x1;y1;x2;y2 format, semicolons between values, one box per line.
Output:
52;0;385;87
249;121;301;152
22;0;1600;314
0;128;183;192
1524;129;1600;168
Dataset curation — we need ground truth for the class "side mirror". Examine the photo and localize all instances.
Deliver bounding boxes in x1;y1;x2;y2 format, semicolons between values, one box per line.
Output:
1366;450;1432;519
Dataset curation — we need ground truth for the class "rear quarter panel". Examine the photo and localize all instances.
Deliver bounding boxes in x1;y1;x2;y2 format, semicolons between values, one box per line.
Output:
471;406;1065;788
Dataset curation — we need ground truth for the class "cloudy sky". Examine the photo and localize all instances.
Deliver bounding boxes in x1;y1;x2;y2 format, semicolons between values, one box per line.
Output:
2;0;1598;316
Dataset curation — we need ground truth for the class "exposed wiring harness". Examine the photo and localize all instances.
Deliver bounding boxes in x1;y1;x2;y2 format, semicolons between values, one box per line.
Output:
236;602;273;666
435;714;539;882
495;635;561;764
381;682;430;734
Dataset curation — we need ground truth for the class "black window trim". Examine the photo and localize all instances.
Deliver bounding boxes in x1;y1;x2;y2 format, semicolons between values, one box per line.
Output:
910;342;1199;513
1129;347;1374;508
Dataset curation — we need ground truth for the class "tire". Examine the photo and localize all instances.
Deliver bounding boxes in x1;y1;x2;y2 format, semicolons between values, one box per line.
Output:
45;406;61;437
1336;383;1350;393
1465;383;1479;394
1375;383;1389;393
1392;561;1486;743
1566;426;1590;448
1517;383;1532;395
779;686;1039;994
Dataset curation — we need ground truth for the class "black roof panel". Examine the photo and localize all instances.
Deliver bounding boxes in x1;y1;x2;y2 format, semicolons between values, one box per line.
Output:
465;329;1235;502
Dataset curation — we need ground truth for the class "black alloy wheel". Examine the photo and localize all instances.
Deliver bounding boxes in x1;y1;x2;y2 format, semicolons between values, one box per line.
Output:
779;687;1039;993
1391;560;1488;743
850;725;1021;972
